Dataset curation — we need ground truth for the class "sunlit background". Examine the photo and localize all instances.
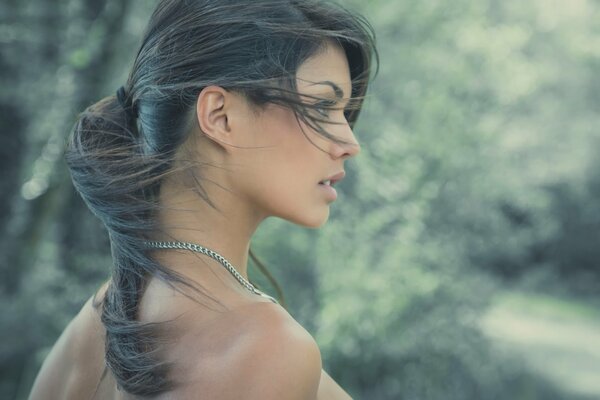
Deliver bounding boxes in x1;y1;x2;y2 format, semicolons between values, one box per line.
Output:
1;0;599;399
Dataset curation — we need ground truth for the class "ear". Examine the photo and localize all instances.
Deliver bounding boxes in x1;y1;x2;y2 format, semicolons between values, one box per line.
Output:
196;85;234;151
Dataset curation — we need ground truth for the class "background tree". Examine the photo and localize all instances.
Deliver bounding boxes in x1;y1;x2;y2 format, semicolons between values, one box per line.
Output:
1;1;599;399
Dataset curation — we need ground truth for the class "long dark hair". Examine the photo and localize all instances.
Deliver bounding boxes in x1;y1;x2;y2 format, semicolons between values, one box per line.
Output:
65;0;378;396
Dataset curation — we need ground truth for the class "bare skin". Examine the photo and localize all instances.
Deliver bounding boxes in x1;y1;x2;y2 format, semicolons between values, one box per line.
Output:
29;279;352;399
29;40;359;399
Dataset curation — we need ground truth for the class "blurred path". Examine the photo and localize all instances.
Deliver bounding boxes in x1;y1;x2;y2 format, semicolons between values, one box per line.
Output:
478;290;600;399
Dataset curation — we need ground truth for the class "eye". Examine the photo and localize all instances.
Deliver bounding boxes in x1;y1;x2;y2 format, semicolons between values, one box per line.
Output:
313;99;337;118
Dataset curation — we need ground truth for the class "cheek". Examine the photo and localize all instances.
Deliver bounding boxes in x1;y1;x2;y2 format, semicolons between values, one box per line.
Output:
261;107;321;171
239;106;329;205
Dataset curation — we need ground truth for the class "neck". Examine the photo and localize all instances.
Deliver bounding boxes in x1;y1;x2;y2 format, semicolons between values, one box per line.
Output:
152;174;267;282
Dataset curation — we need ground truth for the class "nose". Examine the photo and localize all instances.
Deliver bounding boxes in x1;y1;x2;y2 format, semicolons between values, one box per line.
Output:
330;123;361;160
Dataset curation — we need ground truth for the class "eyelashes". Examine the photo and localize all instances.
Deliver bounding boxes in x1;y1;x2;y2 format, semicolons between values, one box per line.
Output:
310;97;356;124
313;99;338;118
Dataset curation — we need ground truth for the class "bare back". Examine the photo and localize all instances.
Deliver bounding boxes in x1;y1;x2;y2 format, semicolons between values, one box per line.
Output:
28;279;352;399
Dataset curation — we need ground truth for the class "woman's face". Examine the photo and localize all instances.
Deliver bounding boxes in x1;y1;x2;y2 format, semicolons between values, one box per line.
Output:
233;41;361;228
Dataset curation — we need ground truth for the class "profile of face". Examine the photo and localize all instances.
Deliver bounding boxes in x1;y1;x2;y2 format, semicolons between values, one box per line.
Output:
195;40;361;229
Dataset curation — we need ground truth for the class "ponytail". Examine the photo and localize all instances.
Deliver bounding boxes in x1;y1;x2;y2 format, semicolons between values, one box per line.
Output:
65;93;180;395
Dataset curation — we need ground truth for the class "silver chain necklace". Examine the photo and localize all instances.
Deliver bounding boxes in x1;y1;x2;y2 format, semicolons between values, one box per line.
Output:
143;240;278;304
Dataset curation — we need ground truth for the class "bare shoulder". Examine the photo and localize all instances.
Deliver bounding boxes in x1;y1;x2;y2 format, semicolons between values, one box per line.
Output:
235;303;323;398
28;280;110;400
174;301;323;400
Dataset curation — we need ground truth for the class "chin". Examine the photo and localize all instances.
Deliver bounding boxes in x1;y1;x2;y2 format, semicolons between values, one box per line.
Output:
279;207;330;229
296;209;330;229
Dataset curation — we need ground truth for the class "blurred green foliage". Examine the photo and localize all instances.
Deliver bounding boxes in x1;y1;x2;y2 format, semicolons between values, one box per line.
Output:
1;0;599;399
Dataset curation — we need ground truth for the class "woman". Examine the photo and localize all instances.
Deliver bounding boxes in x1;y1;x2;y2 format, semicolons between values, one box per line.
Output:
29;0;377;398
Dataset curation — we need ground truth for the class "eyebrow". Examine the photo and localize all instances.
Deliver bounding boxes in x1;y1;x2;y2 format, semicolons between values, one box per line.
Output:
310;80;346;100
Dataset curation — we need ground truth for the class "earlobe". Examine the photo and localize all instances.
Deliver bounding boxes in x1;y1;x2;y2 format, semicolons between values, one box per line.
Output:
196;86;233;149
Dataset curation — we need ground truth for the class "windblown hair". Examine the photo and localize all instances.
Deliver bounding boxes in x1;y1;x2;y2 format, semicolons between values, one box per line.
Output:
65;0;378;396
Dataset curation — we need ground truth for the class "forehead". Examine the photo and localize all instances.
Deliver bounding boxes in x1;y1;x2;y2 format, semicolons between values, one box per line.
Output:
295;41;352;99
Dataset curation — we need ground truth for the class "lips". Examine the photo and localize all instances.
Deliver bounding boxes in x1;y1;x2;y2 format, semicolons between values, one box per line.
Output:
318;171;345;186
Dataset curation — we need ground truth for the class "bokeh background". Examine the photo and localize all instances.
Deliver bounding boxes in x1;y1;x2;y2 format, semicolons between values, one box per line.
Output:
2;0;600;399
